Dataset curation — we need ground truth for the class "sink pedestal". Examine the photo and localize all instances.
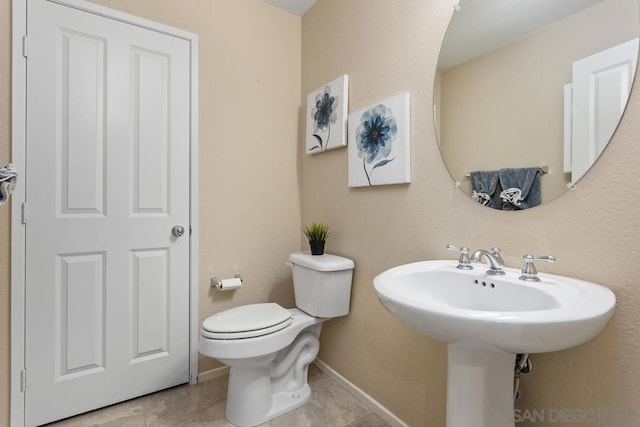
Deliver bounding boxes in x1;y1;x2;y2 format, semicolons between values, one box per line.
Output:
447;344;516;427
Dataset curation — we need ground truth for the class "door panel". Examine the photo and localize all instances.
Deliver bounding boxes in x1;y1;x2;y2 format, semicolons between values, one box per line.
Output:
25;1;191;425
132;48;170;214
131;248;170;360
57;252;106;378
59;30;106;215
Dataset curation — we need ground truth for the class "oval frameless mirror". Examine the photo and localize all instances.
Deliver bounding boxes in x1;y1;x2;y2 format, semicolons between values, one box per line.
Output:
434;0;639;210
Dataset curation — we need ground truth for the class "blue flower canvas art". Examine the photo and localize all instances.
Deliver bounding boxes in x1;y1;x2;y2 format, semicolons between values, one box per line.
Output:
348;93;411;187
306;75;349;154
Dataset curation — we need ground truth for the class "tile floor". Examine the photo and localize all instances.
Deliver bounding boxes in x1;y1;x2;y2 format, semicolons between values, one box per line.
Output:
47;365;391;427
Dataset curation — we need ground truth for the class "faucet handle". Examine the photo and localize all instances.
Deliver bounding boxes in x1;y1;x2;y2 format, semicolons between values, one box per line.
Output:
447;244;473;270
519;254;555;282
490;247;505;266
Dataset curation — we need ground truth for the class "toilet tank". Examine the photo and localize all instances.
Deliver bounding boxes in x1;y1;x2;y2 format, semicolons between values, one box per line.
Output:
288;252;354;318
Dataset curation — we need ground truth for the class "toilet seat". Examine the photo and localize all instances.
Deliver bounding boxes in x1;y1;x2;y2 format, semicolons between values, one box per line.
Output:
202;303;293;340
199;307;322;360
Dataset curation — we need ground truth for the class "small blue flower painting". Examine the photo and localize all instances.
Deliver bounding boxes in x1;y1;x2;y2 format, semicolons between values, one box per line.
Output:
348;93;411;187
306;75;349;154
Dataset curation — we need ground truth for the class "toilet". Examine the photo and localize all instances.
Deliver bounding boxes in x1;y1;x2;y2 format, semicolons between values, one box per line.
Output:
199;252;355;427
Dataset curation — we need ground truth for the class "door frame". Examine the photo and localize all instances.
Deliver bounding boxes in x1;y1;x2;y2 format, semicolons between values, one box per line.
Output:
11;1;199;424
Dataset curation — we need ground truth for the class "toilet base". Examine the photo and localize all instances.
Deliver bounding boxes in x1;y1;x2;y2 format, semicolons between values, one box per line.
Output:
267;384;311;421
223;326;321;427
268;383;312;419
200;309;325;427
225;366;314;427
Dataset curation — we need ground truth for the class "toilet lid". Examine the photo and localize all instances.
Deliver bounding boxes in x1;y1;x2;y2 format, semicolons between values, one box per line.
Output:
202;303;292;340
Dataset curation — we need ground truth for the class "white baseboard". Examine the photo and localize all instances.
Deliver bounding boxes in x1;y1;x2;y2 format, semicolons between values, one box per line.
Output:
197;365;230;383
313;359;409;427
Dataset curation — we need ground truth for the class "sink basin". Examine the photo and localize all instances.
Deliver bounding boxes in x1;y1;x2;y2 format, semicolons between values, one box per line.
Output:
373;260;616;427
373;260;615;353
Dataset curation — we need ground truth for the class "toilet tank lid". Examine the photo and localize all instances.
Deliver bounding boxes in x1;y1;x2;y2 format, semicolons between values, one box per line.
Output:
289;252;355;271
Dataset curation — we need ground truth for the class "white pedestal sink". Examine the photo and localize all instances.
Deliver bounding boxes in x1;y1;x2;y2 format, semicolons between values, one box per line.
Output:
373;260;615;427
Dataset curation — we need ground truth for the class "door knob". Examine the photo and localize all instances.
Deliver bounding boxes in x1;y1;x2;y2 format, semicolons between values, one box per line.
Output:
172;225;186;237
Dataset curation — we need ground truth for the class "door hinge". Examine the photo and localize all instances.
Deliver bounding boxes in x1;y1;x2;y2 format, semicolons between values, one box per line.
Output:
20;369;26;392
21;202;28;224
22;35;28;58
189;225;192;235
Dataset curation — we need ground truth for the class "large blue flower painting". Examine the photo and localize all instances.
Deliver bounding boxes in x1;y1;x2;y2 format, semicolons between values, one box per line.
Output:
306;75;349;154
356;104;398;185
348;93;411;187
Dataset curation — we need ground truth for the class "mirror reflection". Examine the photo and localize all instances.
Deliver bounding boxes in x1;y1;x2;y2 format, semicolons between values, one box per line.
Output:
434;0;639;210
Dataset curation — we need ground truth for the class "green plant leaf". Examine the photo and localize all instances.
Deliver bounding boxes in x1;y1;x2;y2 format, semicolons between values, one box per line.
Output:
312;134;323;149
372;158;394;171
302;222;330;243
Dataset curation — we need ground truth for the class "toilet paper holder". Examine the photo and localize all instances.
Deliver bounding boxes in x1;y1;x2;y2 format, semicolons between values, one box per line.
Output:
211;274;243;289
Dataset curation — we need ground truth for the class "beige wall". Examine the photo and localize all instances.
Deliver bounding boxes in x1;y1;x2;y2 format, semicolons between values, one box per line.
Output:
3;0;640;426
439;0;637;203
0;1;301;425
303;0;640;426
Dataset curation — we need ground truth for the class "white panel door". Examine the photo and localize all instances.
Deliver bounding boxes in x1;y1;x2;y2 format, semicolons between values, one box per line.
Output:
571;38;638;183
25;1;191;425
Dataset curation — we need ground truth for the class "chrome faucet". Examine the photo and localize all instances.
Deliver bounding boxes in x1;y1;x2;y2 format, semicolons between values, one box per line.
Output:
470;248;506;275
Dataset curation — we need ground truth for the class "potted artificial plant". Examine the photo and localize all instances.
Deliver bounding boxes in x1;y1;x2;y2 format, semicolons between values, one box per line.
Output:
302;222;329;255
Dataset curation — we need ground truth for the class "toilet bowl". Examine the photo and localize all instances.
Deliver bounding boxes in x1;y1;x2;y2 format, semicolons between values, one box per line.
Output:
199;252;354;427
